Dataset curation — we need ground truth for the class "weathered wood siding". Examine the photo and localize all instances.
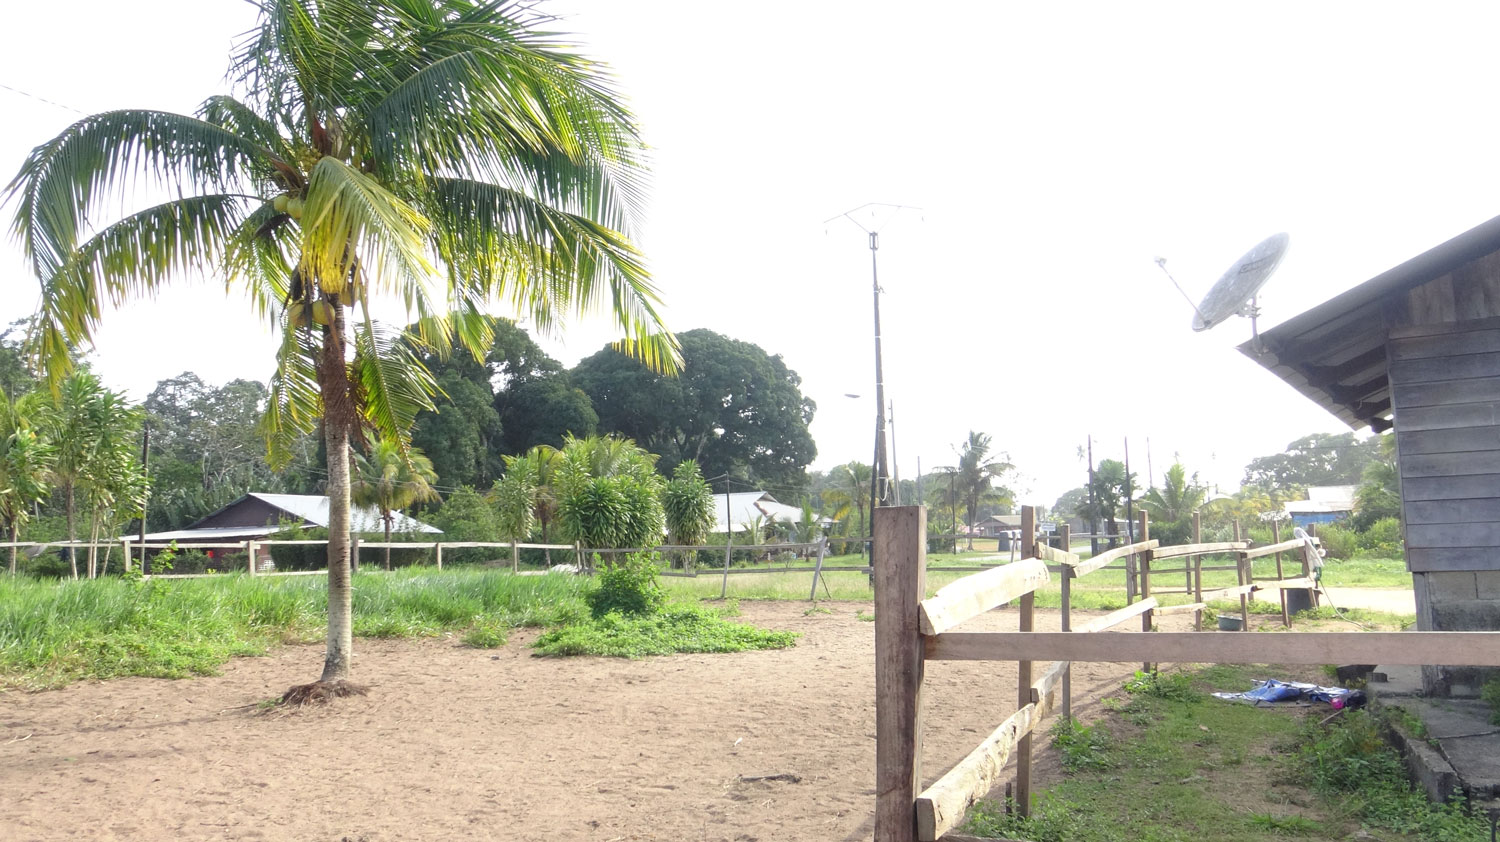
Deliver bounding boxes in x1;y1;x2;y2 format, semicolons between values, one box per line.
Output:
1390;317;1500;575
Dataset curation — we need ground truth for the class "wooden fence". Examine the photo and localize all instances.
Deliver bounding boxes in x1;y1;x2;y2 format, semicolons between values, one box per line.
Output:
873;504;1500;842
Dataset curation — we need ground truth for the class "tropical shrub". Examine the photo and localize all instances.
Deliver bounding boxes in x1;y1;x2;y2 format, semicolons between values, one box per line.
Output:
587;551;666;618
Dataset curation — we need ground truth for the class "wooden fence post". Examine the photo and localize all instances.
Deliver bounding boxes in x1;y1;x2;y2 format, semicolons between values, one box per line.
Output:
351;536;360;573
511;540;519;573
1273;520;1290;627
1138;511;1153;674
1016;506;1036;818
1233;520;1249;631
122;539;132;574
246;541;257;576
1059;523;1073;722
1307;524;1321;607
1192;512;1204;632
809;536;829;601
874;506;926;842
435;542;443;570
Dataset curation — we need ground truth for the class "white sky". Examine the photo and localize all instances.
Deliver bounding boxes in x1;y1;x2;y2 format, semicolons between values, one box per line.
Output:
5;1;1500;504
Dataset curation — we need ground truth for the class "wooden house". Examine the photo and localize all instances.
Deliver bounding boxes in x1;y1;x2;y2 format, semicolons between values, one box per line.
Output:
1246;213;1500;693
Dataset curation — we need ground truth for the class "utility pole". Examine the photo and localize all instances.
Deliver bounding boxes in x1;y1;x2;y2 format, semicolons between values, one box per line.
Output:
1087;435;1099;556
1124;436;1135;544
887;399;901;506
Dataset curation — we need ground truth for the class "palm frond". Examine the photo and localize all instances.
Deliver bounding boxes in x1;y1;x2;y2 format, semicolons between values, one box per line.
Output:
349;318;438;450
300;156;433;294
32;194;254;385
4;110;270;281
225;202;299;326
426;176;678;373
260;316;322;470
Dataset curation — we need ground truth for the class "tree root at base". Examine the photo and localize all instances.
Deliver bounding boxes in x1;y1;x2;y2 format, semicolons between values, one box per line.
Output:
280;679;370;706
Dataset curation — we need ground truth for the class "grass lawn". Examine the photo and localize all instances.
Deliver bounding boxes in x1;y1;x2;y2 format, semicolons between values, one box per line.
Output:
967;664;1491;842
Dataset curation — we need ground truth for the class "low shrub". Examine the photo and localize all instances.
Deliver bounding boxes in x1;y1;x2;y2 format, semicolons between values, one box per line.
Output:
1049;718;1115;772
532;603;797;657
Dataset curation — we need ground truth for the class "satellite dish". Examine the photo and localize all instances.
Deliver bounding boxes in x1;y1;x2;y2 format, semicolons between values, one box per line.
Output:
1192;232;1290;332
1155;232;1290;350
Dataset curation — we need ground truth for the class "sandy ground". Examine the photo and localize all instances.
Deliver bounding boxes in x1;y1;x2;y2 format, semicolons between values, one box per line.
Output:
1321;586;1416;615
0;602;1196;842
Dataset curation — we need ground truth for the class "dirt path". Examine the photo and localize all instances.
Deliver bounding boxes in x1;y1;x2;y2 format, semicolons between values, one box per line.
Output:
0;603;1199;842
1321;587;1415;615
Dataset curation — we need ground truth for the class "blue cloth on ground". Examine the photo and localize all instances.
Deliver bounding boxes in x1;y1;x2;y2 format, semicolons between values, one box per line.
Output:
1212;678;1353;707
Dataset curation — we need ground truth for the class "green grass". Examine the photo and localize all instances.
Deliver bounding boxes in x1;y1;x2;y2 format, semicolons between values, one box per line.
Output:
0;569;590;688
531;603;797;657
964;664;1490;842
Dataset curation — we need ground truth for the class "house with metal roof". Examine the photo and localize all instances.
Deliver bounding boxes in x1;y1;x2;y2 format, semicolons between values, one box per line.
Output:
136;492;441;543
1244;212;1500;694
711;491;813;535
1283;485;1358;528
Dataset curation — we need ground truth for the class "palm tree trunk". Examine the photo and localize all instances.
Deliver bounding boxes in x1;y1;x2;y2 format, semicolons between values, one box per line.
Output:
66;484;77;579
321;418;354;682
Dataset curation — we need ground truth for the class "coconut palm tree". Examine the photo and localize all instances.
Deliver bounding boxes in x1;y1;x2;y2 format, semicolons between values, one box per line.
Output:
352;439;440;570
7;1;674;694
1137;462;1207;545
0;391;54;575
945;431;1014;550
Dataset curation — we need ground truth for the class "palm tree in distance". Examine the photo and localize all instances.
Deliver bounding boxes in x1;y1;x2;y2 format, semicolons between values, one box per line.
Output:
947;431;1014;551
7;0;676;699
353;440;440;571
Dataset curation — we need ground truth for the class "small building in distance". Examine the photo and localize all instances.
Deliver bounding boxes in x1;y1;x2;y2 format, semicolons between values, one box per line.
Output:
711;491;809;535
1283;485;1357;528
1245;213;1500;694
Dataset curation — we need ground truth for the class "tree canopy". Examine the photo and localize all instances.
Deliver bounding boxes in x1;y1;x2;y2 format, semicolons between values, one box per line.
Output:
1241;432;1377;493
572;329;816;488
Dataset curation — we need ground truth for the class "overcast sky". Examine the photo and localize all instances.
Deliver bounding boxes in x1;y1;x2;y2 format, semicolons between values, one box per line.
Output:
5;2;1500;504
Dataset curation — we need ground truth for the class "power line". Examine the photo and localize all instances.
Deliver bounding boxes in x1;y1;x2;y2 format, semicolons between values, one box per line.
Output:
0;81;88;116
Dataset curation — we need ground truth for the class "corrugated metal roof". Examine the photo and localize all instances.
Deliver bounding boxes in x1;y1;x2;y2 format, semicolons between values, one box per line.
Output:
182;493;440;535
1241;213;1500;431
711;491;807;533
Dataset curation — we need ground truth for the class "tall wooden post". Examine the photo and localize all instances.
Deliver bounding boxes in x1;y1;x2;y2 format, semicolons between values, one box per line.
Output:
246;541;258;576
351;535;360;573
1233;520;1249;631
1138;511;1153;673
1273;520;1290;627
1192;512;1204;632
1059;523;1073;722
1307;523;1321;607
511;540;520;573
1016;505;1036;817
874;506;926;842
435;542;443;570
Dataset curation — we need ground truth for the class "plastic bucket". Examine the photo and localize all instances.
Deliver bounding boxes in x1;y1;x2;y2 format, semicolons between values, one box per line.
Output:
1217;615;1244;632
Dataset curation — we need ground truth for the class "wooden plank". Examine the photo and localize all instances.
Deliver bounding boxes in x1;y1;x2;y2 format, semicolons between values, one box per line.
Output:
1397;425;1500;456
1406;498;1500;526
1393;376;1500;409
1389;351;1500;384
925;632;1500;666
1070;540;1159;577
1031;660;1068;717
1077;598;1158;634
1241;539;1307;561
875;507;926;842
1014;508;1036;819
1200;583;1260;601
1401;474;1500;502
918;558;1049;636
1394;402;1500;432
1036;544;1079;565
1389;314;1500;341
1147;541;1248;560
1400;450;1500;478
1262;577;1316;591
1408;523;1500;548
1155;602;1207;616
1407;549;1500;572
1390;328;1500;360
914;703;1037;842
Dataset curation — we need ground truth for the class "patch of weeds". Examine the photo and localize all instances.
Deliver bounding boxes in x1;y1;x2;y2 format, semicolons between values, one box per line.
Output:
1294;709;1490;841
532;604;798;658
1481;675;1500;726
1123;669;1198;703
1385;704;1429;738
462;621;508;649
586;552;666;618
966;796;1101;842
856;610;875;622
1050;718;1115;772
1247;812;1325;836
803;605;834;616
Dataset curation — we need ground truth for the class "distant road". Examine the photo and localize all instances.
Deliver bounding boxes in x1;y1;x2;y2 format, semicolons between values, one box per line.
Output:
1322;587;1415;615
